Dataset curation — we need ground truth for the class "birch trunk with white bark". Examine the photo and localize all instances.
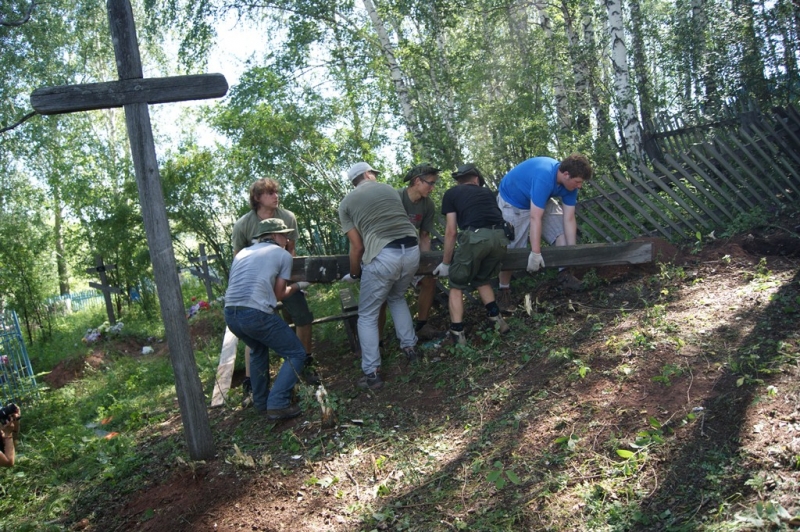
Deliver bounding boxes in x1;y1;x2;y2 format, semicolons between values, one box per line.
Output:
362;0;421;151
606;0;642;160
533;0;570;131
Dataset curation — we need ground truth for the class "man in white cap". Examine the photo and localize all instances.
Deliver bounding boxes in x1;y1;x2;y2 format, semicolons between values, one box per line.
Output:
224;218;309;421
339;162;420;390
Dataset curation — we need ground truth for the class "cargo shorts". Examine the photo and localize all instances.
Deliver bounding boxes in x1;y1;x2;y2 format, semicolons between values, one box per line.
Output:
449;227;509;290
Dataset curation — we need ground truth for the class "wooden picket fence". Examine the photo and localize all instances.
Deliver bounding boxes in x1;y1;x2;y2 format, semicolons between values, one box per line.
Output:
577;105;800;243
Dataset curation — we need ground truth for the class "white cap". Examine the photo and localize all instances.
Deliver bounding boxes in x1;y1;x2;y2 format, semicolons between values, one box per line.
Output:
346;162;379;183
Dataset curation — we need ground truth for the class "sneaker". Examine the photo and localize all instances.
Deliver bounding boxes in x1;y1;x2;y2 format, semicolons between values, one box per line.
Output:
241;377;253;408
449;329;467;346
416;322;439;341
402;346;419;363
497;288;515;314
265;404;302;421
489;315;511;334
357;371;385;390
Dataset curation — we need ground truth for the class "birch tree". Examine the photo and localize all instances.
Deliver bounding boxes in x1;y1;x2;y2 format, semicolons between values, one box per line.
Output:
606;0;642;160
362;0;423;156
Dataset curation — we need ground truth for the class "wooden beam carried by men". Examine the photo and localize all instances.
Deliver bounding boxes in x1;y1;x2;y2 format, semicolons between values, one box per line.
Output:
289;241;654;283
30;0;225;460
86;255;121;325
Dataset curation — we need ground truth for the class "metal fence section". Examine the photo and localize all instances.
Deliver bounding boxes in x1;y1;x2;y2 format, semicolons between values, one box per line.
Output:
577;105;800;243
1;310;39;405
45;289;105;313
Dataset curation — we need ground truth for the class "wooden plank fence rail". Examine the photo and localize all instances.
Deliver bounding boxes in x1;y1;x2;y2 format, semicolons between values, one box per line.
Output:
578;105;800;244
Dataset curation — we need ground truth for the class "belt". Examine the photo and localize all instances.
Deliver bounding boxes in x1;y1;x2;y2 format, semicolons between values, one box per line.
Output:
465;225;505;231
226;305;273;314
385;236;418;248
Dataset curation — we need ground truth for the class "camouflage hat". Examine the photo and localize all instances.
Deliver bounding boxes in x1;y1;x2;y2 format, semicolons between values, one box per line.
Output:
254;218;293;239
452;163;485;186
403;163;440;182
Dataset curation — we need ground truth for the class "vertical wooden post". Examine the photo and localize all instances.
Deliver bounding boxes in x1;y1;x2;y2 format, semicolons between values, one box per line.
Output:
107;0;213;459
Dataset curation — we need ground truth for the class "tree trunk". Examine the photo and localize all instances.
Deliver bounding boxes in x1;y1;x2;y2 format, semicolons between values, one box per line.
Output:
628;0;653;131
362;0;422;156
533;0;571;131
429;4;463;167
561;0;591;132
53;186;70;296
606;0;643;160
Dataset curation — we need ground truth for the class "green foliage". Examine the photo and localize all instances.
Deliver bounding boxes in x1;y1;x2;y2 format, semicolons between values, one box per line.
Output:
484;460;522;490
720;208;769;238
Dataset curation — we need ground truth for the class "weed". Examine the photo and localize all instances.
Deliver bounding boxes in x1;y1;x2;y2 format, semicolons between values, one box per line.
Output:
581;269;605;290
484;460;522;489
658;262;686;282
720;208;768;238
651;363;684;386
735;501;795;528
690;230;704;254
549;346;575;360
555;434;580;451
570;359;592;380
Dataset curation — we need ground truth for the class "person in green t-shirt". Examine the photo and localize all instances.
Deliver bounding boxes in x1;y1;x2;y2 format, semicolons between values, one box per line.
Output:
231;178;318;406
339;162;420;391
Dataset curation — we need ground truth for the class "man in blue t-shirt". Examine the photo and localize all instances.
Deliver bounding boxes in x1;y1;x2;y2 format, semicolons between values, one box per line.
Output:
496;154;594;312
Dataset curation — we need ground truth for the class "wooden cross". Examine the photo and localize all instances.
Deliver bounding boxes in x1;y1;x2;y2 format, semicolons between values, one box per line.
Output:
29;0;225;460
85;255;121;326
188;244;220;302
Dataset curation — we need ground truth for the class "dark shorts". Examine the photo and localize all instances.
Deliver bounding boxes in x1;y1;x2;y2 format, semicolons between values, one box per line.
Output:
450;228;509;290
279;290;314;326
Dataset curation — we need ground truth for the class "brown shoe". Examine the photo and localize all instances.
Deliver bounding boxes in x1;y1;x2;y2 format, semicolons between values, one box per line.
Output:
416;322;439;341
497;288;515;314
489;315;511;334
266;404;302;421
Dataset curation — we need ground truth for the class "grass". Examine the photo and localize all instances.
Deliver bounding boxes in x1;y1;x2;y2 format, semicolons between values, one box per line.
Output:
2;239;800;531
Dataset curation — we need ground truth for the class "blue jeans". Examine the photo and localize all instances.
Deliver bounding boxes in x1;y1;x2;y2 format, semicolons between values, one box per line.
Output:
224;306;306;410
358;245;420;374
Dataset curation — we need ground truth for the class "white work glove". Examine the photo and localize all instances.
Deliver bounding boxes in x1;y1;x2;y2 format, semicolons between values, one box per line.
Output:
527;252;545;272
295;281;310;290
342;274;360;283
432;262;450;277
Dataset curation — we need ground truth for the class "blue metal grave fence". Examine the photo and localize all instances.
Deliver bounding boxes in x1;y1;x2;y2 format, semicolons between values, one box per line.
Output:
45;290;105;313
1;310;39;404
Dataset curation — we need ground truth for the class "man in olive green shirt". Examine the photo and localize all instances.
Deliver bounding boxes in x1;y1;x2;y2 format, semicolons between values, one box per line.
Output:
340;162;420;390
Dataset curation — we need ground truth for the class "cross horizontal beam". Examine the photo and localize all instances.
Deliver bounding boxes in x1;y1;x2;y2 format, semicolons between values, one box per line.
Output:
291;241;653;283
30;74;228;115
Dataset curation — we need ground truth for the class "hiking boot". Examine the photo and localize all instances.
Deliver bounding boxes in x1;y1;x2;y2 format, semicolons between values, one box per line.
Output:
449;329;467;346
402;346;420;363
416;322;439;341
357;371;385;390
489;315;511;334
497;288;515;314
265;404;302;421
241;377;253;408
